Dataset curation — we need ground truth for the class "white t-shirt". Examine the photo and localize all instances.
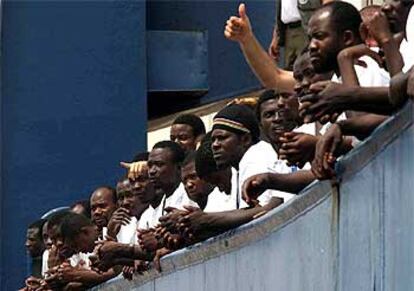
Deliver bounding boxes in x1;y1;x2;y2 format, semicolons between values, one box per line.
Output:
138;203;163;230
294;122;316;136
281;0;301;24
320;57;390;135
101;227;108;240
406;7;414;47
204;187;238;212
116;216;139;244
41;249;49;277
332;55;390;87
292;123;317;170
138;184;197;230
163;183;198;211
401;7;414;73
400;39;413;73
319;113;346;135
230;167;239;208
238;141;295;207
69;252;93;270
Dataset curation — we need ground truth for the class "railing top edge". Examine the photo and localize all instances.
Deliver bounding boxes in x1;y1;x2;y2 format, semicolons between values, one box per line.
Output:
337;102;413;181
93;180;334;290
94;103;414;290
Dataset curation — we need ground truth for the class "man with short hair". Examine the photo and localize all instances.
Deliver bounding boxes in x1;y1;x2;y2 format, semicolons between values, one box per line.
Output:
306;2;388;85
182;151;236;212
181;151;215;210
90;186;117;239
122;114;206;180
212;104;277;207
25;219;46;277
106;173;154;243
305;0;413;116
139;141;196;229
170;114;206;152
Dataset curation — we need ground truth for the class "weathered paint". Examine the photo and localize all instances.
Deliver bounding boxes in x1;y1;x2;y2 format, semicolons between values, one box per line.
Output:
95;103;414;291
147;30;208;92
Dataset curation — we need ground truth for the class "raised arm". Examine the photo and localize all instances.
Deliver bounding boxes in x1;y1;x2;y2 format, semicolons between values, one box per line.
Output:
367;11;404;77
337;44;385;86
224;3;295;92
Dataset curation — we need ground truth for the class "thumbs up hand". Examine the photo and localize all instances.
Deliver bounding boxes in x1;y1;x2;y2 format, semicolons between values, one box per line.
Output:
224;3;253;44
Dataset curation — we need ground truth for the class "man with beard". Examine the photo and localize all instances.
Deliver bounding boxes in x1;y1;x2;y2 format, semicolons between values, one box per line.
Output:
301;2;414;179
196;133;235;198
299;0;414;120
90;186;117;240
136;141;196;230
211;104;313;207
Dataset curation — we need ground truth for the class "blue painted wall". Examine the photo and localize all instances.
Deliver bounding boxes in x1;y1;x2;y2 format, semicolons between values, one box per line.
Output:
0;1;147;289
147;0;277;104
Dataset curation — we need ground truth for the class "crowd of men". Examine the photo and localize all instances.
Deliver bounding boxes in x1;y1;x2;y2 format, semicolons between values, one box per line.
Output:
21;0;414;289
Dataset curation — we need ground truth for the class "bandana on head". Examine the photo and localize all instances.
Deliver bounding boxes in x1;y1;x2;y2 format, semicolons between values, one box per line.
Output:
212;104;260;141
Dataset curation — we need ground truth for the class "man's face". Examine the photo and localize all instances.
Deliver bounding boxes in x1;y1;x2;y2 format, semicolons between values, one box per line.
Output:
308;10;342;73
382;0;413;33
25;228;44;257
129;164;154;204
211;129;246;169
64;226;98;254
170;124;197;152
259;97;299;145
293;55;315;98
90;190;117;229
42;221;53;250
49;224;74;259
181;161;213;203
148;148;180;192
117;177;152;217
293;54;332;97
